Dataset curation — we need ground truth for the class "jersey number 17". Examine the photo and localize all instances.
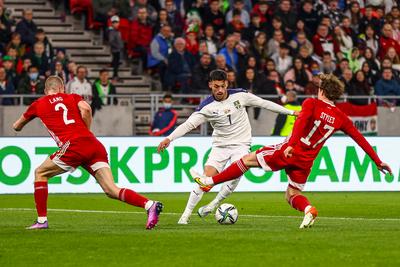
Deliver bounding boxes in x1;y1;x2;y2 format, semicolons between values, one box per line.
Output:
300;120;334;148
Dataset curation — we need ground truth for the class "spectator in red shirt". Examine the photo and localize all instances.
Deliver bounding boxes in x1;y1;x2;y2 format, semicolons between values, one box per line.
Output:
251;0;271;24
312;24;339;61
379;23;400;60
149;94;177;136
129;7;153;69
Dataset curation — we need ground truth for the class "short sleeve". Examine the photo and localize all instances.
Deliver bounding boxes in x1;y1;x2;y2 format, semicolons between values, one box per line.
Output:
72;93;83;103
23;101;38;120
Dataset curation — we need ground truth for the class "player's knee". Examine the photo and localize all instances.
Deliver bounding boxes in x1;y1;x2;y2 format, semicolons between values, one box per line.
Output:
241;152;258;167
104;187;119;199
242;154;252;166
34;167;46;181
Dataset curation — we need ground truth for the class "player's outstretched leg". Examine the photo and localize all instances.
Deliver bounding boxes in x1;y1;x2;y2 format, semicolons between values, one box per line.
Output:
192;152;258;189
198;178;240;218
94;167;163;230
27;158;66;230
286;186;318;229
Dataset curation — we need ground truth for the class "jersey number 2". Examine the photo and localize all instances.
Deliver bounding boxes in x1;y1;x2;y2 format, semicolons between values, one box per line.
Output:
55;103;76;125
300;120;334;148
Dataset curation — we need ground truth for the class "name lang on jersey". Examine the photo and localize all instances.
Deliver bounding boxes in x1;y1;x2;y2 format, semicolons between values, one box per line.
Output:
49;96;63;104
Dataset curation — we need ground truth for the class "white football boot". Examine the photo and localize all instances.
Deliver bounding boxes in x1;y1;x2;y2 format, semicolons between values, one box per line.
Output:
197;205;214;218
178;214;190;225
299;206;318;229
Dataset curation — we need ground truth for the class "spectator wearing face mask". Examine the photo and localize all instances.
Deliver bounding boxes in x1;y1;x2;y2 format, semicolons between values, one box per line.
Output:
17;65;44;105
149;94;178;136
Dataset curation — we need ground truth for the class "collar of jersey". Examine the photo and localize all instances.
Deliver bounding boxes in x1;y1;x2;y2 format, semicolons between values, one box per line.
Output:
321;99;335;107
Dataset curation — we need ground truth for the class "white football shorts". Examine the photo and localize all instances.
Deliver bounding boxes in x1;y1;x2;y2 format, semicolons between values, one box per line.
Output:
205;144;250;173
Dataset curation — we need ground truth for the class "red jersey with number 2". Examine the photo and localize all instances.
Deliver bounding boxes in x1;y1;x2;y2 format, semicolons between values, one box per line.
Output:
288;98;381;165
23;93;94;147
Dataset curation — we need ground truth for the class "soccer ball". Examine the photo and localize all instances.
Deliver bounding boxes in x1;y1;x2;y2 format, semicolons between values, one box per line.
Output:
215;203;238;224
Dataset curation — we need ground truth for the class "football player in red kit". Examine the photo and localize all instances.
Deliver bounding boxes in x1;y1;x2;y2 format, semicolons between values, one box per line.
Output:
13;76;163;230
191;74;392;228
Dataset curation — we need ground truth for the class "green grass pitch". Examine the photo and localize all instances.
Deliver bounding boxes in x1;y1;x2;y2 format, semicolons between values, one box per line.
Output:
0;192;399;267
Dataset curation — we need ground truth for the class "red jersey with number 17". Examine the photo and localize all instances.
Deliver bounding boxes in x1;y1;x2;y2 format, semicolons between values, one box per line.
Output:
23;93;94;147
287;98;382;165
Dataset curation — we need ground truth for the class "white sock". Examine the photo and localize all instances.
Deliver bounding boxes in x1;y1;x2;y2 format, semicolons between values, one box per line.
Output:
181;186;204;217
38;216;47;223
204;177;214;185
144;200;154;211
208;178;240;209
304;205;312;214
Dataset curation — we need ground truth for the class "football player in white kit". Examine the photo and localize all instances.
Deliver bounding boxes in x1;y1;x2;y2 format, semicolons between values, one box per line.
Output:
157;70;298;224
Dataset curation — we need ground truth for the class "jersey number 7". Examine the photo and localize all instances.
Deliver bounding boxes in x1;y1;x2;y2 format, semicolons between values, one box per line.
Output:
55;103;76;125
300;120;335;148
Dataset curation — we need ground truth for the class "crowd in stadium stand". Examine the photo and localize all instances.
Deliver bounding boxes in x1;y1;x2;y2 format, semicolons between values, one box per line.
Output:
1;0;400;108
0;3;117;111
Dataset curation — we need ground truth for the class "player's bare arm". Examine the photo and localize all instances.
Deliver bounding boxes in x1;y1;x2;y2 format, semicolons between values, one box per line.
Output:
78;100;92;130
13;115;32;132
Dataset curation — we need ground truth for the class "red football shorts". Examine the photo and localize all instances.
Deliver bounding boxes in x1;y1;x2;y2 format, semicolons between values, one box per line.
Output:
50;137;109;176
255;142;313;191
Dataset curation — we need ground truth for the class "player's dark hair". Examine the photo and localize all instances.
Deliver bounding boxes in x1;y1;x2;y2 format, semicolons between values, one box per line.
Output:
209;69;227;81
318;73;344;101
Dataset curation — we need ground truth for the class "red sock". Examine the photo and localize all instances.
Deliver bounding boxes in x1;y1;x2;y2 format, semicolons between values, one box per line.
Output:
34;181;48;217
212;159;249;184
119;188;148;208
289;195;310;212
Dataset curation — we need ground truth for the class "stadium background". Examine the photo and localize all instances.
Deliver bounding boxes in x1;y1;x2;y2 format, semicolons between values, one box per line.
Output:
0;1;399;266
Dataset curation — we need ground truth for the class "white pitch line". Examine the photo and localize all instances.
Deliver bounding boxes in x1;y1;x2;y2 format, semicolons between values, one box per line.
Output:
1;208;400;222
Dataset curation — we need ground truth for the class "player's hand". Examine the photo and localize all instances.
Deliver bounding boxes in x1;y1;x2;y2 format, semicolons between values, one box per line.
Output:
284;146;294;158
157;138;171;153
293;111;300;117
378;162;393;175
